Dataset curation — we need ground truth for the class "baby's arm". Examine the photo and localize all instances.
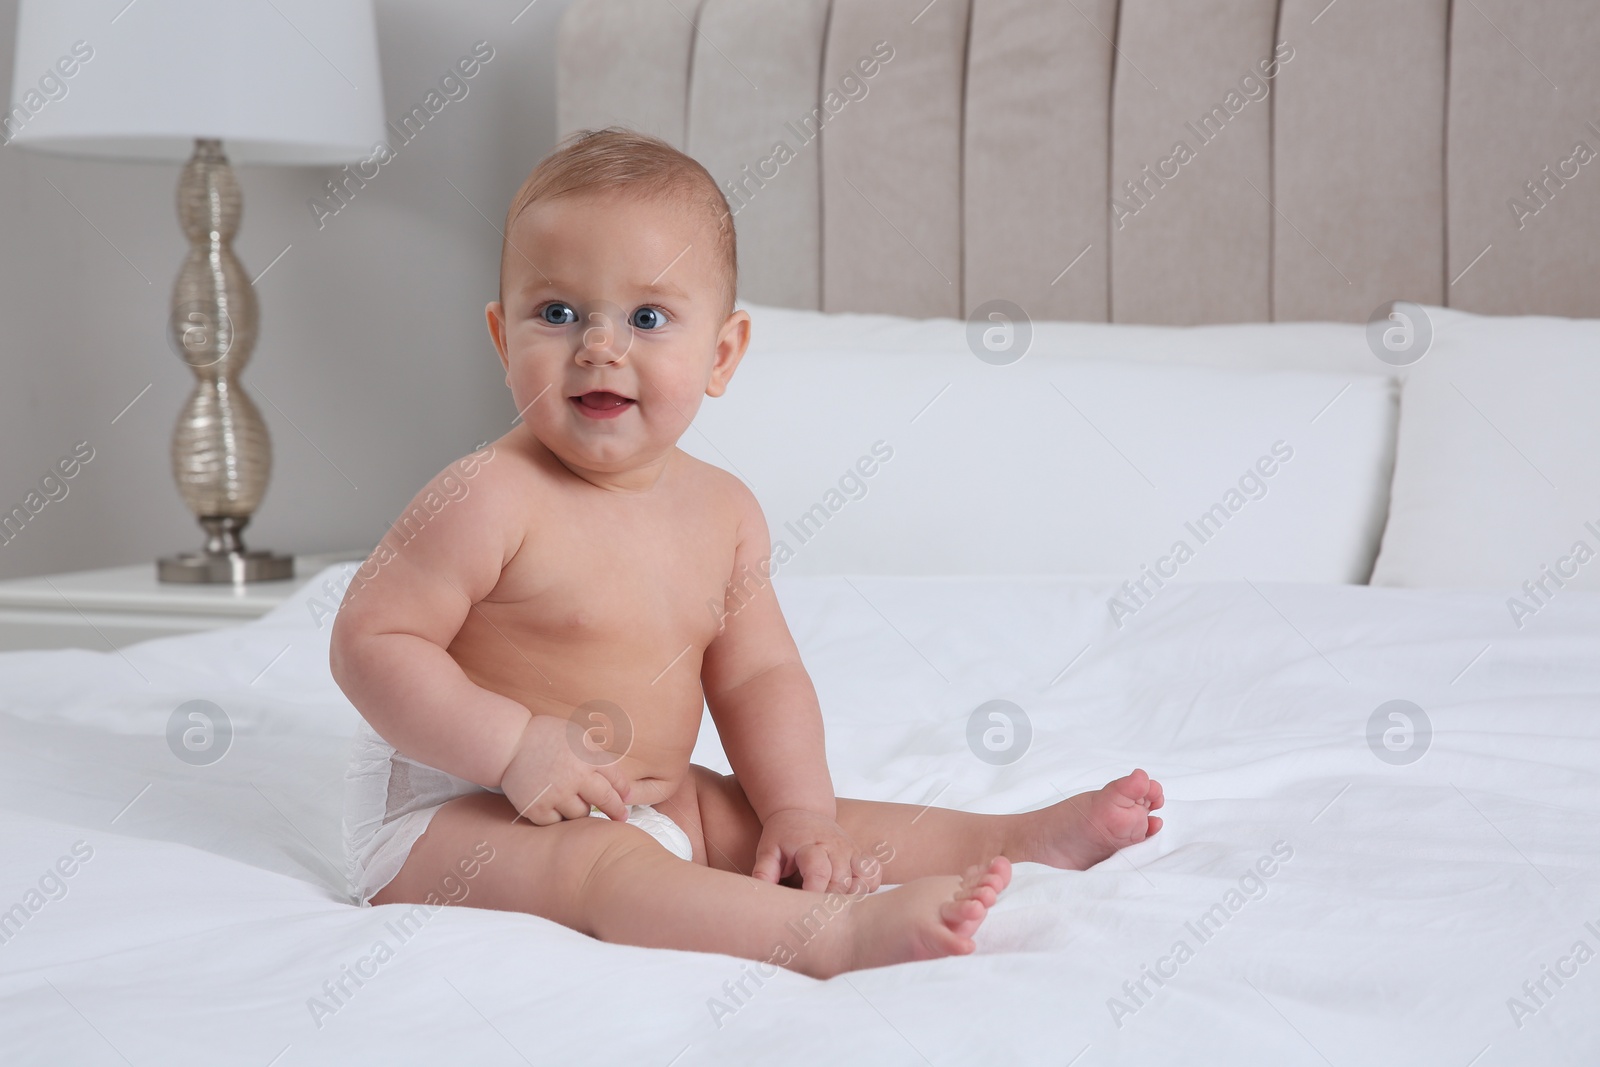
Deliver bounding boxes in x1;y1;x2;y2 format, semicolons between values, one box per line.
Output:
328;459;627;822
701;483;878;893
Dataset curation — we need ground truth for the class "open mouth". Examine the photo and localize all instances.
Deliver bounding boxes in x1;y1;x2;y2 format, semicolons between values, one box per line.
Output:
570;391;636;420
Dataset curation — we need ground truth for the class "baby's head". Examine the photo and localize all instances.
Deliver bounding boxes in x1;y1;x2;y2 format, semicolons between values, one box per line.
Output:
486;127;750;486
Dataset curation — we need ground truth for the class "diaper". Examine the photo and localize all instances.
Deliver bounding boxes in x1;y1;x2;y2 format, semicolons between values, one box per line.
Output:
341;717;692;907
596;803;694;863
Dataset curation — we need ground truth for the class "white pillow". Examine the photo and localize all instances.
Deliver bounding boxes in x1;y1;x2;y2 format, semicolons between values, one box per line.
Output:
740;302;1387;375
683;309;1398;583
1370;305;1600;593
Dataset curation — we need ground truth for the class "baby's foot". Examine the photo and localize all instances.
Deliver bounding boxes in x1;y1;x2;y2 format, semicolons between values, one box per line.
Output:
1027;769;1164;871
838;857;1012;975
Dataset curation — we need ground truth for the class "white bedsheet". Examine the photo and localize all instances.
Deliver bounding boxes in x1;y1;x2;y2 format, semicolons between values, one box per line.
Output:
1;563;1597;1065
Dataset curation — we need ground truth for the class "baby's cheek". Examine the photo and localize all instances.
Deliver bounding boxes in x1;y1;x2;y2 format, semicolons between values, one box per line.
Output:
649;367;708;413
509;365;556;409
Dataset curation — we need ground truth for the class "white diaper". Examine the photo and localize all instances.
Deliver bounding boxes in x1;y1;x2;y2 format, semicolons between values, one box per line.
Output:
340;717;692;907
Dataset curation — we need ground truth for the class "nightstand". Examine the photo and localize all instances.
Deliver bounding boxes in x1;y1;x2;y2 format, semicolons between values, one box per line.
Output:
0;551;368;651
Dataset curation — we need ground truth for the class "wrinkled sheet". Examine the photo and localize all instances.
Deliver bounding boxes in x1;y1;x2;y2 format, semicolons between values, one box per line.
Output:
1;563;1596;1065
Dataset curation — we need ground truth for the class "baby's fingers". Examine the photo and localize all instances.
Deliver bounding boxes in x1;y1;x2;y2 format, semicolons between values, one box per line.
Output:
517;803;561;827
796;844;833;893
578;773;628;823
554;793;592;821
852;852;884;894
823;845;858;895
593;761;633;805
751;841;784;885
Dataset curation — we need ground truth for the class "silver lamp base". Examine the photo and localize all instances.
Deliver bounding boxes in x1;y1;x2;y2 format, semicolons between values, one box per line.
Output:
158;551;296;584
158;516;294;584
158;138;291;585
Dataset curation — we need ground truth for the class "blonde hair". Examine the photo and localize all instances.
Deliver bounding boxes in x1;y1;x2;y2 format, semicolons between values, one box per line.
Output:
499;127;737;314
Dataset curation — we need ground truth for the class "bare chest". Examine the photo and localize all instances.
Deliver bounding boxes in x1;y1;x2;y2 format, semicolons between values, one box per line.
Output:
453;471;739;691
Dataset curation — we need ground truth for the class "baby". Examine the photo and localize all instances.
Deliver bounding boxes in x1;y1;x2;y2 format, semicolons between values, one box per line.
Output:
331;128;1164;978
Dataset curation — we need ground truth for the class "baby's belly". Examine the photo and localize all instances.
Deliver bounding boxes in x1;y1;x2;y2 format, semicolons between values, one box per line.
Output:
448;625;707;805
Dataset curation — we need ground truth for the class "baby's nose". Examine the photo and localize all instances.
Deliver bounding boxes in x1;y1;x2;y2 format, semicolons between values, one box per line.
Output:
578;309;630;362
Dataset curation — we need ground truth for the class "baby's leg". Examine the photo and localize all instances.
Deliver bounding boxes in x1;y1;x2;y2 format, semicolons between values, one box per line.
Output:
371;792;1010;978
843;768;1163;877
669;766;1163;883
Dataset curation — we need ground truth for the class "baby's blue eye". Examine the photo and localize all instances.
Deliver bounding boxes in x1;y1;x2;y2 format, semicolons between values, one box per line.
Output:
630;306;667;331
540;302;577;325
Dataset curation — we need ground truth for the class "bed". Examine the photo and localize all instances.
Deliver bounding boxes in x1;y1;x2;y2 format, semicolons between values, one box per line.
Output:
5;0;1600;1063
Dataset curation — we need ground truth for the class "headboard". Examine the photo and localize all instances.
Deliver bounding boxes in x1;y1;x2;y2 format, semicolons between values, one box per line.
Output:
556;0;1599;326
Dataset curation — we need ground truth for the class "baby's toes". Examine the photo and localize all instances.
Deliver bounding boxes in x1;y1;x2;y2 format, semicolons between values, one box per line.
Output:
958;858;1012;899
939;895;987;939
961;882;999;908
978;856;1011;893
1108;768;1151;802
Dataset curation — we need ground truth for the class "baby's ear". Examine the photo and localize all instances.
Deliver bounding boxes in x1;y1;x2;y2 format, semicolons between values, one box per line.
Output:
485;301;511;373
706;309;751;398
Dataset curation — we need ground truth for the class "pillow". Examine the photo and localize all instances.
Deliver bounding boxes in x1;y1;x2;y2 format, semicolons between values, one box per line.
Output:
1370;305;1600;594
682;308;1398;583
740;302;1386;376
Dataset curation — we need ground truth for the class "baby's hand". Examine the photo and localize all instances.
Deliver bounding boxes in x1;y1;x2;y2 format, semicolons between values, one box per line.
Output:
499;714;631;825
751;809;883;895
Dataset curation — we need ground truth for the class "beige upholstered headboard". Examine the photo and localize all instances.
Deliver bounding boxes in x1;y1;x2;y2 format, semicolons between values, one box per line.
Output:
557;0;1600;326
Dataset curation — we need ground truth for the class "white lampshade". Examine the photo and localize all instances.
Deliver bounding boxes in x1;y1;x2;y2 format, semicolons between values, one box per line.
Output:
6;0;385;164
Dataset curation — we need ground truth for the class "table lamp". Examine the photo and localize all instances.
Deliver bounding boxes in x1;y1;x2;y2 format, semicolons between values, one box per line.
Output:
6;0;385;583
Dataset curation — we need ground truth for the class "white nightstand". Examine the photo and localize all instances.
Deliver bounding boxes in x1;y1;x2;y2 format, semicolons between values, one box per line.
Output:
0;551;368;651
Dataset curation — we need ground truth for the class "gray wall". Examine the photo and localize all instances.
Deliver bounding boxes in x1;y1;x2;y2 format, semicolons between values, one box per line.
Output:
0;0;577;579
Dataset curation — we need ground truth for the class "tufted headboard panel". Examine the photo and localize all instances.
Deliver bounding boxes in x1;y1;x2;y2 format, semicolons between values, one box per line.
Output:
556;0;1600;325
